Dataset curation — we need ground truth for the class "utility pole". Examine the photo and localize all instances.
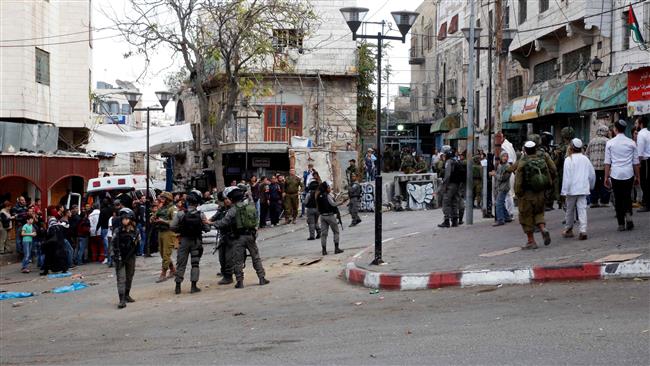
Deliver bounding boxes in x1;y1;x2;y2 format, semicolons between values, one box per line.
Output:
385;59;390;147
465;0;476;225
495;0;505;134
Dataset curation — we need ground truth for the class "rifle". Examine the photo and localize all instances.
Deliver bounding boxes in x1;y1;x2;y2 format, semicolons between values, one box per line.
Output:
335;207;344;231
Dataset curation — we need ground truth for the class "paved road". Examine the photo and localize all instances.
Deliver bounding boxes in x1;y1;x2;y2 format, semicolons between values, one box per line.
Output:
1;209;648;365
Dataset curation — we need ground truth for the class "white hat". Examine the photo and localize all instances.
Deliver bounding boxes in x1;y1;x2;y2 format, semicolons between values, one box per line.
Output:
571;138;583;149
524;141;536;148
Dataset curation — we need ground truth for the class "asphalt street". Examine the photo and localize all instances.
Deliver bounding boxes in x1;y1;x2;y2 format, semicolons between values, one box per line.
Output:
1;210;648;365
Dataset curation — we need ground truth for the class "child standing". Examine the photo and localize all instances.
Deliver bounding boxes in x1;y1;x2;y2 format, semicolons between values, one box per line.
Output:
20;216;37;273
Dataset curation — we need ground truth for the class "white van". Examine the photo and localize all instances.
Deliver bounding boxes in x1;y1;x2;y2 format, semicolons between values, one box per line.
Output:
86;175;156;208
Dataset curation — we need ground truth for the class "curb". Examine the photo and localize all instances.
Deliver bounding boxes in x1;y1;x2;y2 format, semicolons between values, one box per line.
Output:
343;259;650;291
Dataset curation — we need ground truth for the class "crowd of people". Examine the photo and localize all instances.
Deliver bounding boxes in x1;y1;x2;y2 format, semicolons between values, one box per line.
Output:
435;115;649;249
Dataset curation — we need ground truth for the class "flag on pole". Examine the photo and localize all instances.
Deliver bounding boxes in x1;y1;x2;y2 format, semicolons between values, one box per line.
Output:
627;4;646;48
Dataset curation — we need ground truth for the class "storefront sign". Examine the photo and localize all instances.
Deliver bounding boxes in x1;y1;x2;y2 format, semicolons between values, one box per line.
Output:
628;67;650;115
511;95;540;121
252;157;271;168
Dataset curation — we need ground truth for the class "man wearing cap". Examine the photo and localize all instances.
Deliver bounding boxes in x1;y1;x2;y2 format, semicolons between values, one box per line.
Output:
561;138;596;240
586;125;611;207
316;181;343;255
553;127;576;209
345;159;357;187
283;168;303;224
514;141;553;249
347;172;362;227
604;120;641;231
171;192;209;294
635;115;650;212
153;191;177;282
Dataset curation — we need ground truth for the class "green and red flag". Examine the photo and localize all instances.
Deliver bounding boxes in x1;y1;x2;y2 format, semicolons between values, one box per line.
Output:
627;4;646;48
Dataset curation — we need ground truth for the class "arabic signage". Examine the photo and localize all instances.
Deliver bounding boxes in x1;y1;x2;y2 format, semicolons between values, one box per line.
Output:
252;157;271;168
511;95;540;121
627;67;650;116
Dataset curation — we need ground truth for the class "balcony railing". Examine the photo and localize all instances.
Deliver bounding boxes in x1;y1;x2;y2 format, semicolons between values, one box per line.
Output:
265;127;300;142
409;47;425;65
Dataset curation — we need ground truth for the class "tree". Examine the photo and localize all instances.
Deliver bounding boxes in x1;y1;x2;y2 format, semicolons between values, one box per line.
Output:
107;0;317;188
356;42;376;138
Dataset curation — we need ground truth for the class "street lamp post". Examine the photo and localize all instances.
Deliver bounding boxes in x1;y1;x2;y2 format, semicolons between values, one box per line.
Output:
340;7;418;265
124;90;173;256
233;99;265;180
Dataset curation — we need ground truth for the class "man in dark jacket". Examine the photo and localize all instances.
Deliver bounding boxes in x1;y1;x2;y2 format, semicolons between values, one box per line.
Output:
97;199;114;265
268;176;283;226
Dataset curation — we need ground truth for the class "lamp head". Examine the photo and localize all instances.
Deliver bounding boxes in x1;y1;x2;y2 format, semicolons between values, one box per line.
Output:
590;56;603;74
340;7;369;38
460;97;466;109
155;91;174;111
461;27;483;44
391;11;419;41
124;91;142;110
501;28;517;53
253;103;264;118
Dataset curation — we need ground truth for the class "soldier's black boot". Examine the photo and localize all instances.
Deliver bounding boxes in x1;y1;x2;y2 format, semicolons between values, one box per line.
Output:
118;294;126;309
307;236;315;240
235;280;244;289
218;275;233;285
316;230;321;239
322;246;328;255
438;219;450;228
451;218;459;227
334;243;344;254
125;289;135;303
174;282;181;295
259;277;270;286
190;281;201;293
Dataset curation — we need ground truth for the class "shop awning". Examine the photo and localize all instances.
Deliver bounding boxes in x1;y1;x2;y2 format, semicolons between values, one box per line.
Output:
578;73;627;112
430;112;460;133
85;123;194;154
445;127;467;140
510;95;541;122
538;80;590;116
502;122;523;130
501;102;513;123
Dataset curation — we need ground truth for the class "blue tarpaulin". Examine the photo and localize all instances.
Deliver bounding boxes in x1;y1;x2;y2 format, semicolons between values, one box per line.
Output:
0;292;34;300
52;282;89;294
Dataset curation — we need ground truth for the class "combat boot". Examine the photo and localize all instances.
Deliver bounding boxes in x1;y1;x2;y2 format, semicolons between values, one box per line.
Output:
235;280;244;289
438;219;450;228
118;294;126;309
175;282;181;294
167;263;176;279
322;246;328;256
190;281;201;293
451;218;459;227
156;270;167;283
259;277;270;286
125;289;135;303
218;275;233;285
307;236;315;240
334;243;344;254
316;230;321;239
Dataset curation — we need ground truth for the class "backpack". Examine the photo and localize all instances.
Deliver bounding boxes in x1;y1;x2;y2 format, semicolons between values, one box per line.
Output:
523;157;551;192
178;210;204;238
0;211;9;229
449;160;466;184
235;202;258;231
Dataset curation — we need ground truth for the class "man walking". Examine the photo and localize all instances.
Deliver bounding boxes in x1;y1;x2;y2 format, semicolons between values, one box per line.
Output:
514;141;553;250
604;120;641;231
283;168;303;224
586;125;611;207
316;182;343;255
153;192;177;282
268;176;283;226
348;173;362;226
561;138;596;240
635;116;649;212
438;146;462;228
171;193;209;294
304;181;321;240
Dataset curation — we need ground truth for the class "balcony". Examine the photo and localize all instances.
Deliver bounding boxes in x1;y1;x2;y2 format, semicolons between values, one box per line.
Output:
265;127;300;142
409;47;425;65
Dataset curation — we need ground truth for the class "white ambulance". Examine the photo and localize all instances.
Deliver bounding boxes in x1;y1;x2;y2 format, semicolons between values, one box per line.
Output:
86;175;156;208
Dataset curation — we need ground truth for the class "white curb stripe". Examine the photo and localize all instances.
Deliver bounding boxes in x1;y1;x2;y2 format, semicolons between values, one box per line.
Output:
460;269;532;287
400;275;430;290
364;271;380;288
601;259;650;278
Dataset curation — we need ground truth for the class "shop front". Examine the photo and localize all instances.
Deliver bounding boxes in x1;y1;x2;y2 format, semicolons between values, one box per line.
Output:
627;66;650;117
578;72;629;137
430;113;460;151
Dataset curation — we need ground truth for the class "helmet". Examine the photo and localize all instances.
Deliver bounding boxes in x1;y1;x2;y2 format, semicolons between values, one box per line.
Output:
223;186;238;198
227;188;244;202
119;208;135;220
560;126;575;140
308;180;319;191
160;191;173;201
113;199;122;207
186;193;200;206
527;133;541;146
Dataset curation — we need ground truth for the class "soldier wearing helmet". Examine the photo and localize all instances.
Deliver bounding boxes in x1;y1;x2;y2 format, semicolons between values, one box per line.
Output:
153;191;177;283
111;207;139;309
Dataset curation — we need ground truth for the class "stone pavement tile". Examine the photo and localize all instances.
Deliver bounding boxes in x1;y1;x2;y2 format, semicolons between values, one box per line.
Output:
354;207;650;273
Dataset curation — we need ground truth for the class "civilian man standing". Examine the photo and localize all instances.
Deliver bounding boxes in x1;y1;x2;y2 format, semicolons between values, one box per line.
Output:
585;125;610;207
635;115;650;212
604;120;641;231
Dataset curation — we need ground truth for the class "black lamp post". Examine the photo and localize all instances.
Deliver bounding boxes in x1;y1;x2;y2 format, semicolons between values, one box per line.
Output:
340;7;418;265
124;90;173;256
590;56;603;78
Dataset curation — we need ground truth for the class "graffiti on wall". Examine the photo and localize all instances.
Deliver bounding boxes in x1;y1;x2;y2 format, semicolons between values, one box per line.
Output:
359;182;375;212
407;182;434;210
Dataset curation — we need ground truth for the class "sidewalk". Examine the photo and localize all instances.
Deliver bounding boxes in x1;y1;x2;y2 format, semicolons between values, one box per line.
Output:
345;207;650;290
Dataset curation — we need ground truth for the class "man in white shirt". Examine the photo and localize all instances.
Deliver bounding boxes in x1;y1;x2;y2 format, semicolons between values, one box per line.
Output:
635;115;650;212
561;138;596;240
604;120;641;231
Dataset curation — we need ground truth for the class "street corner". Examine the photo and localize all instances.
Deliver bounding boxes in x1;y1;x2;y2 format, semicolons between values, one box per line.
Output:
342;258;650;291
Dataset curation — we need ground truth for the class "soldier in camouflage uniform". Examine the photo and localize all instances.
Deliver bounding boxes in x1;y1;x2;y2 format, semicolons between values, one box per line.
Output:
153;191;177;283
345;159;358;187
400;152;416;174
283;169;304;224
415;156;428;173
553;127;575;209
171;193;209;294
472;155;482;208
527;133;557;210
348;173;362;226
304;181;321;240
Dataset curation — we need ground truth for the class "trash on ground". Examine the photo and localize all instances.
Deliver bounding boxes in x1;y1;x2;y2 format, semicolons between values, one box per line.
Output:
71;274;84;279
0;291;34;301
369;289;380;294
12;301;24;307
633;277;647;281
353;301;363;306
477;286;500;293
595;253;643;262
47;272;72;279
479;247;521;257
233;312;245;316
282;260;293;265
52;282;89;294
379;296;385;300
299;258;322;266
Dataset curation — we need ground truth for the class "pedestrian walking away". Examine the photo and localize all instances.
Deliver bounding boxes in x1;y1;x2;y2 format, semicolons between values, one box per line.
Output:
604;120;641;231
635;115;650;212
210;188;269;289
348;173;362;226
514;141;553;250
111;208;139;309
316;182;343;255
586;125;611;207
561;138;596;240
438;146;461;228
304;181;321;240
171;192;209;294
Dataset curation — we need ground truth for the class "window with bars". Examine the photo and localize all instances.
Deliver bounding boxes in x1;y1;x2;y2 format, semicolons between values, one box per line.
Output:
446;79;457;99
35;48;50;85
272;29;304;53
518;0;527;24
425;24;433;50
539;0;549;13
508;76;523;100
562;45;591;75
422;87;429;106
534;58;557;83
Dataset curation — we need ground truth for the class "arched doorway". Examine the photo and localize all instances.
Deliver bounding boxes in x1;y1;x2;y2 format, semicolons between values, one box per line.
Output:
48;175;85;208
175;100;185;123
0;175;42;207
